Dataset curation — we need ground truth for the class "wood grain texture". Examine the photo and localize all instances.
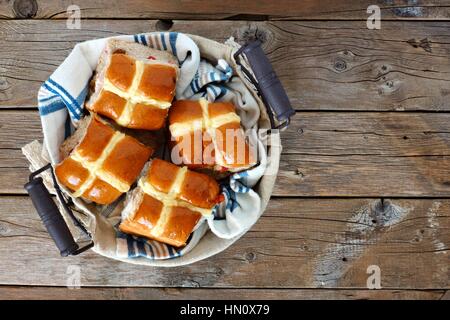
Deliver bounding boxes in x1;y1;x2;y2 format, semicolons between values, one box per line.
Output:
1;0;450;20
277;154;450;197
0;286;446;300
5;110;450;196
0;11;449;297
1;20;450;111
278;112;450;196
0;196;448;288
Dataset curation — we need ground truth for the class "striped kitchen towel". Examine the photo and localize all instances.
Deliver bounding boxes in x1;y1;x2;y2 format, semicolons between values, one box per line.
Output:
37;32;268;260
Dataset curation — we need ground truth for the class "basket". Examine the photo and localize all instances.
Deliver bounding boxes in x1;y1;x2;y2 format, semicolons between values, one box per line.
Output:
22;32;293;266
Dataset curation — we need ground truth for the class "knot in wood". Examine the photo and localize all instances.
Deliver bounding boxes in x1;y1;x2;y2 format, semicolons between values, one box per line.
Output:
334;59;347;72
155;19;174;31
0;223;9;235
235;25;269;45
245;251;256;262
295;169;304;178
215;267;225;277
13;0;38;18
0;77;9;90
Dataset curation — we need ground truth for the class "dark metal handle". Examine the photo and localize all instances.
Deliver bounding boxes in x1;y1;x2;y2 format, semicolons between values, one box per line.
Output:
23;164;93;257
24;176;79;256
234;40;295;130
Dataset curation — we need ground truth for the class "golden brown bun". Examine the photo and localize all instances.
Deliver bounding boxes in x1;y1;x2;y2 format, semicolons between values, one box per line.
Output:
55;115;153;205
119;159;223;247
138;63;178;102
168;99;257;173
86;40;179;131
88;90;127;123
168;99;203;124
128;103;168;130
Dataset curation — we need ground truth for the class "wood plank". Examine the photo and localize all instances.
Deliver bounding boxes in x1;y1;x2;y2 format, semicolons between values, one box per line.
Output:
7;110;450;157
0;196;448;288
276;154;450;197
280;112;450;196
0;286;445;300
282;112;450;156
1;20;450;111
1;0;450;20
5;110;450;196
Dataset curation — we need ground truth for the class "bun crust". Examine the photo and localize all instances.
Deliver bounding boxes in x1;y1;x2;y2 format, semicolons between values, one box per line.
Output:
169;99;257;173
119;159;223;247
55;115;153;205
86;39;179;131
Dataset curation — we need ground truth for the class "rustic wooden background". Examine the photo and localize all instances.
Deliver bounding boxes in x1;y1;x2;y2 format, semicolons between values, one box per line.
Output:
0;0;449;300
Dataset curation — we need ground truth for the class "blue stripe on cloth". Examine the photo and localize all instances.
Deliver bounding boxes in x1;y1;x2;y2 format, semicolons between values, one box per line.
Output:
208;85;219;98
160;33;167;50
221;186;235;212
38;95;58;103
231;173;251;194
167;246;175;258
116;229;192;259
169;32;178;57
137;241;147;256
42;83;79;120
238;171;249;178
192;75;199;92
38;99;66;116
213;85;221;96
218;85;227;98
206;86;213;98
44;80;88;122
190;81;196;93
140;34;148;46
64;113;72;139
126;235;136;257
47;78;82;114
146;242;155;258
225;65;233;77
133;34;139;43
212;206;219;219
214;186;228;220
227;186;239;212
